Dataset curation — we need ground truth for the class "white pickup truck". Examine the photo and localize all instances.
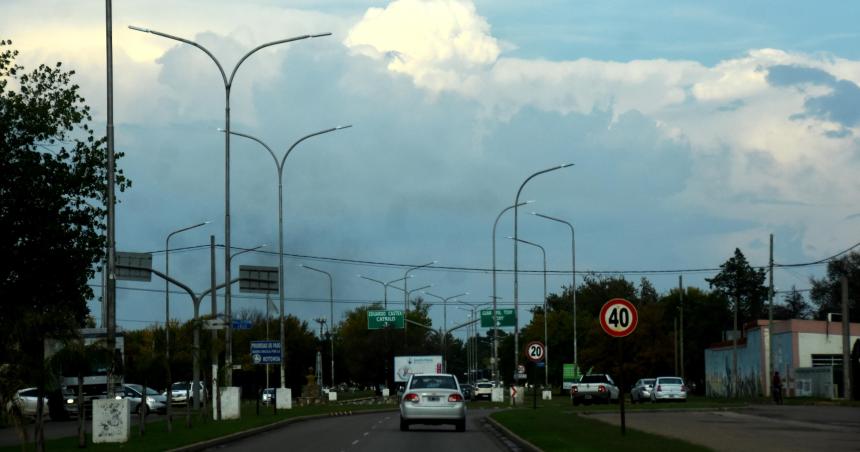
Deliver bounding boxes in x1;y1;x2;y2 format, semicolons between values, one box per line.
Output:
570;374;619;405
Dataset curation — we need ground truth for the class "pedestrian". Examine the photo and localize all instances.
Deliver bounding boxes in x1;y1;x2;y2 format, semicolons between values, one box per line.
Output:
771;371;783;405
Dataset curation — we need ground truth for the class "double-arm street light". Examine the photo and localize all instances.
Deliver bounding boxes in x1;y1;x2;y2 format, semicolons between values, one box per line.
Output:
222;125;351;388
165;221;210;363
300;264;335;388
130;24;331;386
404;261;436;346
531;212;576;373
512;164;572;380
423;291;469;371
455;301;493;384
358;275;411;308
491;200;533;382
509;236;548;386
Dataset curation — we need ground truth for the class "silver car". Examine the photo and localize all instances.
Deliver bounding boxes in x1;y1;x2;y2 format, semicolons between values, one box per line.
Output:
650;377;688;402
399;373;466;432
123;384;167;414
630;378;655;403
166;381;206;406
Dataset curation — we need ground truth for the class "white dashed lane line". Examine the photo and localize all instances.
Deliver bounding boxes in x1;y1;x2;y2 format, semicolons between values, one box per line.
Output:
351;440;359;445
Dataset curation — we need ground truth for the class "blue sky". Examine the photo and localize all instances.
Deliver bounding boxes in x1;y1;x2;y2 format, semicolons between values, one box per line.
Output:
4;0;859;339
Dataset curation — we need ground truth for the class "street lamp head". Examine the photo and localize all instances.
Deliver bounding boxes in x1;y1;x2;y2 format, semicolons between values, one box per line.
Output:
311;32;333;38
560;163;575;168
524;200;536;204
335;125;353;130
203;220;213;224
128;25;151;33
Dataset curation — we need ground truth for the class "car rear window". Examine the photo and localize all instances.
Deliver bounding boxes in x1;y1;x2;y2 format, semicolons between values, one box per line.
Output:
580;375;609;383
477;383;492;388
659;378;683;385
410;376;457;389
644;379;655;385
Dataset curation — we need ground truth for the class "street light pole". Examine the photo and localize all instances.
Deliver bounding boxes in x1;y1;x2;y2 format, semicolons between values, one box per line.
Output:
222;125;350;388
513;164;572;379
165;221;209;362
509;237;548;386
492;201;533;383
300;264;335;388
531;212;576;373
130;24;331;386
404;261;436;347
424;292;468;371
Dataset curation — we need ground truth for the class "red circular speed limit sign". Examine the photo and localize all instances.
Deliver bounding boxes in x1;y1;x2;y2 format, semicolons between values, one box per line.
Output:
525;341;545;362
599;298;638;337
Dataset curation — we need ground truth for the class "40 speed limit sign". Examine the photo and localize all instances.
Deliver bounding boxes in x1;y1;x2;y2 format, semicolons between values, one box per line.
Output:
599;298;638;338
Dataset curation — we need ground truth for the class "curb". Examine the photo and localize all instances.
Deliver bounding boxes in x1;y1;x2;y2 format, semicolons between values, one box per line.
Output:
484;415;542;452
167;408;398;452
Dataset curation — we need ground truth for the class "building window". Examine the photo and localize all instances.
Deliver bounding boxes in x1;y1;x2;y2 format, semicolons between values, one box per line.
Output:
810;354;842;367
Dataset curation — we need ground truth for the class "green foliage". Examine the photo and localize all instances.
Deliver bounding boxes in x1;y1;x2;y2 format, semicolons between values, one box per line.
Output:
706;248;768;325
0;39;130;442
775;286;812;320
810;251;860;322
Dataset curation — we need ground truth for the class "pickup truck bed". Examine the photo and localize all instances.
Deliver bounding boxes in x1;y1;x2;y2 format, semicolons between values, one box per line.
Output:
570;374;619;405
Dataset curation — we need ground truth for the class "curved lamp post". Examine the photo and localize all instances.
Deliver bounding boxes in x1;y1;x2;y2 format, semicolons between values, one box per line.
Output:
358;275;411;308
512;164;572;381
423;291;468;371
165;221;209;362
531;212;576;373
404;261;436;346
491;200;533;382
222;125;350;387
300;264;334;388
509;236;548;386
130;24;330;385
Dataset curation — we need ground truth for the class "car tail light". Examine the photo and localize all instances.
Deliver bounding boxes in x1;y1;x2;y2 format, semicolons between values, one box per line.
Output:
448;393;463;402
404;393;419;403
681;385;687;392
598;385;606;393
656;385;662;392
571;387;578;394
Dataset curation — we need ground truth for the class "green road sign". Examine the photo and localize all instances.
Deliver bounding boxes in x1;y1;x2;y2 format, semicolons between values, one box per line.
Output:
367;310;404;330
480;309;516;328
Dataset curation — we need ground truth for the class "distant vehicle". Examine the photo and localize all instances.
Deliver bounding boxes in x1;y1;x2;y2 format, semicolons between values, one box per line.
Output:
165;381;207;406
399;373;466;432
570;374;619;405
6;388;42;417
473;382;493;400
459;384;474;401
261;388;276;405
630;378;655;404
650;377;687;402
122;384;167;414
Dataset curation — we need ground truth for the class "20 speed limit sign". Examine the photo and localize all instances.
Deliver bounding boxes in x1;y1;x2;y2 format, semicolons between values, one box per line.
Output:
525;341;545;362
599;298;638;337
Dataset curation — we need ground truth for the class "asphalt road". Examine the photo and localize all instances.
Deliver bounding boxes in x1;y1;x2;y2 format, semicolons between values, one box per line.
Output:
209;409;513;452
588;405;860;452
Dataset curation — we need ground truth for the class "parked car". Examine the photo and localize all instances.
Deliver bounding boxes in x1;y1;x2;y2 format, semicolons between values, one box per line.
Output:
261;388;276;405
651;377;688;402
165;381;207;406
122;384;167;414
473;382;493;400
459;384;474;401
5;388;42;417
399;373;466;432
630;378;655;404
570;374;619;405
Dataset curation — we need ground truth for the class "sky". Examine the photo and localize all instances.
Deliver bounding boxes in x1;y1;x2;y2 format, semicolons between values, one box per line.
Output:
4;0;860;341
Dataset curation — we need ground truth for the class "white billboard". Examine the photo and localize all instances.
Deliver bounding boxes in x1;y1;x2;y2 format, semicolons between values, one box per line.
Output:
394;355;443;383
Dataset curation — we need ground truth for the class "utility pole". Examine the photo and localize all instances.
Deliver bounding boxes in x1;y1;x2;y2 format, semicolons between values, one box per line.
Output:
733;290;739;398
842;276;851;400
210;236;220;420
679;275;684;380
674;317;678;375
768;234;775;395
104;0;117;398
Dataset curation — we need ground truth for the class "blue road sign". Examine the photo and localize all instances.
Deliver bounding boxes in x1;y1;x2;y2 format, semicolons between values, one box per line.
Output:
250;340;282;364
232;319;252;330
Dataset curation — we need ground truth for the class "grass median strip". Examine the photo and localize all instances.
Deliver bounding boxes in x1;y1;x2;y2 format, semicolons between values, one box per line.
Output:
1;401;396;452
491;407;712;452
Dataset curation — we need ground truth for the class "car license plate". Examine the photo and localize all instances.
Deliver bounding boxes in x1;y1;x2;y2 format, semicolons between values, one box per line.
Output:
427;396;439;402
584;395;592;399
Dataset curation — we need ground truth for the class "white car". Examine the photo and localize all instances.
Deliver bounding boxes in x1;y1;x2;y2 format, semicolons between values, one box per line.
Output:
399;373;466;432
165;381;206;406
473;382;494;400
651;377;688;402
122;384;167;414
5;388;42;417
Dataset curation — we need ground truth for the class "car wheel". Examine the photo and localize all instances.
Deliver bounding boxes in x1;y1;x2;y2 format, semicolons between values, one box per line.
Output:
399;417;409;431
456;419;466;432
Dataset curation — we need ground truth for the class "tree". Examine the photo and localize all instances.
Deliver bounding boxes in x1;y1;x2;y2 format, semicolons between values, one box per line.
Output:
706;248;768;326
0;40;129;451
810;251;860;322
775;286;812;320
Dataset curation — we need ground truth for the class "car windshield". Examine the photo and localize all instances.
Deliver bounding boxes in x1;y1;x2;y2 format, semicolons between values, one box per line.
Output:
409;376;457;390
644;379;655;385
660;378;683;385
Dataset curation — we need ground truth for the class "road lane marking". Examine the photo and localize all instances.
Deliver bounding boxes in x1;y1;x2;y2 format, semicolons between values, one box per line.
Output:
363;432;369;436
352;440;359;445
